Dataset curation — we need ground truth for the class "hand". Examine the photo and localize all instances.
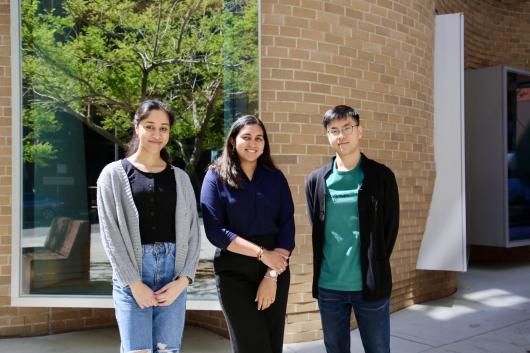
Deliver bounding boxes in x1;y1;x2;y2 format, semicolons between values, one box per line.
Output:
154;277;188;306
129;281;158;309
255;276;277;310
260;250;289;272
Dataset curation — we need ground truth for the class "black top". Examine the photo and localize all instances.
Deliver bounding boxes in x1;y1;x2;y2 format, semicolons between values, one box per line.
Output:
305;153;400;300
121;159;176;244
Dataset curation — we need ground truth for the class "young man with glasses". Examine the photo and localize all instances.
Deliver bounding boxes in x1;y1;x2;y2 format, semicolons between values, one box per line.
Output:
305;105;399;353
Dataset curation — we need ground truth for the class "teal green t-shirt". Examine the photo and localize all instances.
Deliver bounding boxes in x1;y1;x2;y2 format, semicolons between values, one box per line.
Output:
319;160;364;291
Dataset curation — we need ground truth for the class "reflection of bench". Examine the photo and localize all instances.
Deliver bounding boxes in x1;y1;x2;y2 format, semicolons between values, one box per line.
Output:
23;217;90;293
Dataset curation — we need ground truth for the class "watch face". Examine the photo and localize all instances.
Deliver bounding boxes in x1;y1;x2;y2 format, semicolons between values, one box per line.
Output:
268;270;278;278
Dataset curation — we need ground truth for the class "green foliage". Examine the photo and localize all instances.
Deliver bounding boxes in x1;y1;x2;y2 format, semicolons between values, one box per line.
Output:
22;107;62;167
21;0;258;175
224;0;258;104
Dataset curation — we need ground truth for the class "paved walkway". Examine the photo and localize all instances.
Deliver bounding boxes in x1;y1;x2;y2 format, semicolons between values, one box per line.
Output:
287;263;530;353
2;263;530;353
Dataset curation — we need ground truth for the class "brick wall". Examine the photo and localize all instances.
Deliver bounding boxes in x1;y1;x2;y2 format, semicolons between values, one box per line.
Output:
436;0;530;71
187;310;229;339
0;0;10;314
260;0;457;343
0;0;14;335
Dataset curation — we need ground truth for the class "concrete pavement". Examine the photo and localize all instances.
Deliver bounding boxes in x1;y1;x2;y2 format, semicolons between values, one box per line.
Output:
286;263;530;353
2;263;530;353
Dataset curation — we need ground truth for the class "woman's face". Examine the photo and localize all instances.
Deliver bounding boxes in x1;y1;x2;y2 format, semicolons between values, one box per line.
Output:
233;124;265;166
134;109;171;156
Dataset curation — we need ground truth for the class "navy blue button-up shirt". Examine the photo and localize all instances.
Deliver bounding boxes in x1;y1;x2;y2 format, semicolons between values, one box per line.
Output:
200;165;295;250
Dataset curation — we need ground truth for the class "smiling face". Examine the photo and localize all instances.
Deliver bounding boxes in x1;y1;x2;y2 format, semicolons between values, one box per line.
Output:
134;109;171;156
326;116;363;158
232;124;265;166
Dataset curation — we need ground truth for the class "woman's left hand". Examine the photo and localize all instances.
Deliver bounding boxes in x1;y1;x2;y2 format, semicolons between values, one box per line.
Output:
154;277;188;306
255;276;277;311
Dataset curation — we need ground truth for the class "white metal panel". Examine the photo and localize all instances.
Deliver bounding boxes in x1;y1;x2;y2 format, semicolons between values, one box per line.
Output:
10;0;23;302
417;13;467;271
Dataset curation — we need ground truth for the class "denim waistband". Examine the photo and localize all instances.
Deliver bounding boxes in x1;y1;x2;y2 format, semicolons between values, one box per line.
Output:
142;242;176;255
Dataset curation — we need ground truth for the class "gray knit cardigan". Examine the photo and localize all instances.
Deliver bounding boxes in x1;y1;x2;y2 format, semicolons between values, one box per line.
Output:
96;160;200;288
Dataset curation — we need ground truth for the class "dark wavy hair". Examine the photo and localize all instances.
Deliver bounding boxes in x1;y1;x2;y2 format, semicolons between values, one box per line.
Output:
210;115;276;189
126;99;175;163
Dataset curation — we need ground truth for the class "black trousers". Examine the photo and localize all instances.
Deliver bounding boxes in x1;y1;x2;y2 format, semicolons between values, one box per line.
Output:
214;235;290;353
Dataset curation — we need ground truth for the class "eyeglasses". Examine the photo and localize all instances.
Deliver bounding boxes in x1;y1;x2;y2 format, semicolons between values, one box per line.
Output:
327;124;358;137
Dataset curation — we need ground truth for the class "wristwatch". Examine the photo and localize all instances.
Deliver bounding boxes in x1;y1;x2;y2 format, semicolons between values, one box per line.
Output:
267;269;278;279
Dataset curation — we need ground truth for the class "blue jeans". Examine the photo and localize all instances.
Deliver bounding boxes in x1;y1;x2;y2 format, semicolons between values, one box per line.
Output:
318;287;390;353
113;242;186;353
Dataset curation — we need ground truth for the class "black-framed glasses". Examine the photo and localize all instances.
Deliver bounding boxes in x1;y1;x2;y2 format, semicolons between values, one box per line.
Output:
327;124;358;137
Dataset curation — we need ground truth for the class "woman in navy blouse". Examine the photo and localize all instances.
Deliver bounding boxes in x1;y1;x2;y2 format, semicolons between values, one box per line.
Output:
201;115;295;353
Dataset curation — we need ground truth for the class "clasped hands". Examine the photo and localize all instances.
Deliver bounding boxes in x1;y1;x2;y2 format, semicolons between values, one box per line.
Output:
260;248;289;274
129;276;188;309
256;249;289;311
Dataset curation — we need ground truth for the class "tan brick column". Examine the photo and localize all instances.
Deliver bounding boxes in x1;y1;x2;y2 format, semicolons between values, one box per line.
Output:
260;0;456;342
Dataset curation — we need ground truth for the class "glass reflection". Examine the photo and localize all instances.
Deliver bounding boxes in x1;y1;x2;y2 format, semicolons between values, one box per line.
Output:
20;0;258;298
507;72;530;241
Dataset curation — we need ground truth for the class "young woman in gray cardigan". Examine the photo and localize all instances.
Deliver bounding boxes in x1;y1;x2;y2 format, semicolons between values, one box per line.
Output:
97;100;200;353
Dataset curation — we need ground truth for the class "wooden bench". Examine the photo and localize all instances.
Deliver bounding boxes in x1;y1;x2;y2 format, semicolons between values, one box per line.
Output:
23;217;91;293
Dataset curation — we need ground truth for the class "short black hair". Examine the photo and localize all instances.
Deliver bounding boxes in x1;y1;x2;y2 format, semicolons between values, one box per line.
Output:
322;105;360;128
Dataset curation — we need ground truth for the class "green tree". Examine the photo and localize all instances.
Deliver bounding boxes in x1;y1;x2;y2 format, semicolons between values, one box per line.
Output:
22;0;258;185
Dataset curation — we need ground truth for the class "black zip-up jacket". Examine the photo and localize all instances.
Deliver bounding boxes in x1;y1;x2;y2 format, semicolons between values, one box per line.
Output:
305;153;399;300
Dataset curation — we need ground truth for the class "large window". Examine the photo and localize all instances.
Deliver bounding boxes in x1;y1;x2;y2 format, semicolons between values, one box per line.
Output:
12;0;258;307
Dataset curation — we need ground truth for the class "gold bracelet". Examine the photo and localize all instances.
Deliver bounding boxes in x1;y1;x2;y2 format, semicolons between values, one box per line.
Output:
177;276;192;285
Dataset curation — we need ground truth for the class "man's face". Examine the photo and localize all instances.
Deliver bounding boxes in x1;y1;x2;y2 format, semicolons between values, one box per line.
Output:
326;117;363;158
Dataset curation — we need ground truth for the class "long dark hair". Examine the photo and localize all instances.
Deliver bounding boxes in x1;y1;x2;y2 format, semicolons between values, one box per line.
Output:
210;115;276;189
126;99;175;163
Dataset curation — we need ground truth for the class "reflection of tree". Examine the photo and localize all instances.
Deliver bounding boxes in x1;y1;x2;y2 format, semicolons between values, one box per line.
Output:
223;0;259;129
22;0;258;185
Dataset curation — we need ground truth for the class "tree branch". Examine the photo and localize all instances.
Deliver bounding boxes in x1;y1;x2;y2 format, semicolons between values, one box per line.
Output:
185;78;222;175
32;89;126;147
34;44;134;112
